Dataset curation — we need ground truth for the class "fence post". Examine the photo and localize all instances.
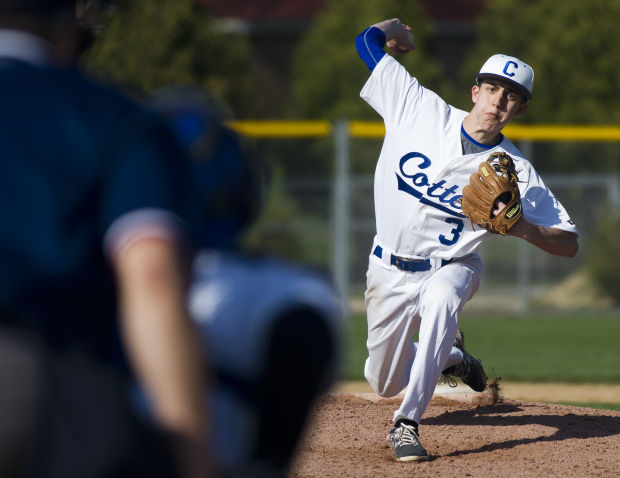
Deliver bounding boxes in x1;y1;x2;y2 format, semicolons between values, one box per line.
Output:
332;120;350;315
609;174;620;211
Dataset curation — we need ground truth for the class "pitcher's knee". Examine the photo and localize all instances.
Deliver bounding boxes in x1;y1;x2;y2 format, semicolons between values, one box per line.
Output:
364;370;401;397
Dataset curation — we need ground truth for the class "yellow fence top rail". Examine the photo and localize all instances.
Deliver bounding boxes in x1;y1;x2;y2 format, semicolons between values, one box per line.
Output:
227;120;331;137
227;121;620;141
503;125;620;141
348;121;385;138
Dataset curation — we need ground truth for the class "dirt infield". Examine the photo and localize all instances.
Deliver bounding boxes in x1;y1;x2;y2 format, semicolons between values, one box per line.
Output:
289;386;620;477
335;380;620;405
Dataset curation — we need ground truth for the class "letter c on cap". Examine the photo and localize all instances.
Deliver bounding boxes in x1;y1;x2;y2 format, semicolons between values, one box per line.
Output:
503;60;518;77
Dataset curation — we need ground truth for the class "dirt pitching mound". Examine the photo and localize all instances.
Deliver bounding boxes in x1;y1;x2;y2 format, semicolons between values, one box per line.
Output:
290;386;620;478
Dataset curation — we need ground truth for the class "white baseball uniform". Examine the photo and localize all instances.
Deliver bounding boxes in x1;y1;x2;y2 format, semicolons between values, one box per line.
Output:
189;250;342;467
131;251;342;470
357;29;577;424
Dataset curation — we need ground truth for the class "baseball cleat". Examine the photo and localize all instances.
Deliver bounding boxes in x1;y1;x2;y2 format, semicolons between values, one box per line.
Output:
386;420;429;462
442;328;487;392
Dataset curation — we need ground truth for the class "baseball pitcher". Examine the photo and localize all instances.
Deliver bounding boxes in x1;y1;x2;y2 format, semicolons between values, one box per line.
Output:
355;18;579;462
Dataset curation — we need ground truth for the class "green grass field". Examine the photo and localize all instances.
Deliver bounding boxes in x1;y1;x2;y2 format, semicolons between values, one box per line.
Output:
550;402;620;411
340;311;620;384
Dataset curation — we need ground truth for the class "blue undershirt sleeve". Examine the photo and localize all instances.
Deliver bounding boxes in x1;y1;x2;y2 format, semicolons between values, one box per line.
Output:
355;26;387;71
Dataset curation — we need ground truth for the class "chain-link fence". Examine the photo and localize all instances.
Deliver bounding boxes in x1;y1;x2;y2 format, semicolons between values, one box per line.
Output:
232;120;620;315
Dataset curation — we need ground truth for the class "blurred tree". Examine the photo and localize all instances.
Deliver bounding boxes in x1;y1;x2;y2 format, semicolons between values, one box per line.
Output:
461;0;620;124
242;166;304;259
290;0;449;120
83;0;253;115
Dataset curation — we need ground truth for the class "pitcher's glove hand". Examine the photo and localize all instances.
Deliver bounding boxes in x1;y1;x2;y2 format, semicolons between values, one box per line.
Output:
461;152;523;235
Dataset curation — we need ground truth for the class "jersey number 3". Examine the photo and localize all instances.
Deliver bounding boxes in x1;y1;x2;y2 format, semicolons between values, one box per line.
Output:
439;218;464;246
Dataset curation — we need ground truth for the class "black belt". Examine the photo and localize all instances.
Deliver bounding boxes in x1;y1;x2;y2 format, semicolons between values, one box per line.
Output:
373;246;452;273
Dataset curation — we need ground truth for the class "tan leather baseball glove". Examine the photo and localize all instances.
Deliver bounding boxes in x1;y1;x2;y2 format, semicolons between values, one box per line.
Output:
461;152;522;235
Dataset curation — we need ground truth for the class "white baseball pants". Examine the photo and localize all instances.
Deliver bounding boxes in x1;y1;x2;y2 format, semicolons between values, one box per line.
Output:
364;251;483;424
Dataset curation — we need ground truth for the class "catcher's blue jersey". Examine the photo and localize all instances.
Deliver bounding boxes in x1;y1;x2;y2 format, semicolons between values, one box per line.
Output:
0;58;195;359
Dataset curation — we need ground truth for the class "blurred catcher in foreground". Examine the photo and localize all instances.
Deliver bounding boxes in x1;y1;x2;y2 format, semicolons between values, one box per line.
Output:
0;1;209;477
144;86;343;478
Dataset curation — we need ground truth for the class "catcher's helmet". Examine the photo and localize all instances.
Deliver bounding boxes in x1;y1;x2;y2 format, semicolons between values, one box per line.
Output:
149;86;267;249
